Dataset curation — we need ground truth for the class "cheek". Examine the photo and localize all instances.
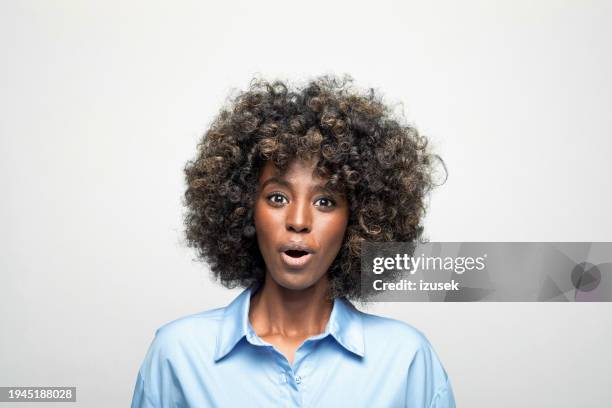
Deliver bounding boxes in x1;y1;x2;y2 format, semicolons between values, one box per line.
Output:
318;213;349;249
254;203;277;230
253;203;281;247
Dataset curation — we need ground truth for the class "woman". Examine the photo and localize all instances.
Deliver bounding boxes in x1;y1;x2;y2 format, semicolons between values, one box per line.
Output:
131;76;455;407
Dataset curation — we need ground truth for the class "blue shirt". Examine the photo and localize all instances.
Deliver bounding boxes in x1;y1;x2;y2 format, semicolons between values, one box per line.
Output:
131;287;455;407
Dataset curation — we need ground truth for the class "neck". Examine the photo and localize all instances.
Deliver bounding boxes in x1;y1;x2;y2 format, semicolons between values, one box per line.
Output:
248;274;333;338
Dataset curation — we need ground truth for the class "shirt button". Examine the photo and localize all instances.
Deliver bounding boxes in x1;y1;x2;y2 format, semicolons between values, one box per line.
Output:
294;375;302;384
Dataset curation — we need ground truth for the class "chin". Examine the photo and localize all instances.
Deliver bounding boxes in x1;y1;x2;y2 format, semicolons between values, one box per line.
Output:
269;270;322;292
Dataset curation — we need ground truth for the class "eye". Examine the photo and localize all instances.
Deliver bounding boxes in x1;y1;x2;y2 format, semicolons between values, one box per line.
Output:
314;197;336;208
266;192;288;206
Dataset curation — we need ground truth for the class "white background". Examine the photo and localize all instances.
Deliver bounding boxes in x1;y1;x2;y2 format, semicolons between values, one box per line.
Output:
1;0;611;406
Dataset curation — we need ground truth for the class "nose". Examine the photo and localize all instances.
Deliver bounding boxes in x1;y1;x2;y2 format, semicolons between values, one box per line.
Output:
285;198;311;233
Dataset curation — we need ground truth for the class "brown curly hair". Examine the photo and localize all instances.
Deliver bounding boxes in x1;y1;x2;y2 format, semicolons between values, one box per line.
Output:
183;75;443;301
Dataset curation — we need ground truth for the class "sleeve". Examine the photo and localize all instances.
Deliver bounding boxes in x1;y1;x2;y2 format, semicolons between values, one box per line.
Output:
130;329;186;408
131;369;155;408
428;377;456;408
404;337;456;408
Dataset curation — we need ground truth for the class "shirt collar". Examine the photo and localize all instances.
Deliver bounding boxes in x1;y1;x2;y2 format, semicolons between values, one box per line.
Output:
214;286;365;362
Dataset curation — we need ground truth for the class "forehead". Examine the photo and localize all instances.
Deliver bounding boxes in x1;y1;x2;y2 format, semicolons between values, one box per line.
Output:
258;160;324;185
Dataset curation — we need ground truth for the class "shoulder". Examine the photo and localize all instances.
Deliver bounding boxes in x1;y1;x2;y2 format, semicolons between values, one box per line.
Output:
357;309;450;382
358;309;433;353
143;306;225;360
156;306;225;337
357;310;454;406
132;306;230;406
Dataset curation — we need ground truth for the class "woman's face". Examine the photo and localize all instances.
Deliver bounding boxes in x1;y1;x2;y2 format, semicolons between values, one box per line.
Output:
253;159;349;291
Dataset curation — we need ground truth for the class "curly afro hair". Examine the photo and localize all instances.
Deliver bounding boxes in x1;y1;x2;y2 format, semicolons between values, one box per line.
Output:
183;75;443;301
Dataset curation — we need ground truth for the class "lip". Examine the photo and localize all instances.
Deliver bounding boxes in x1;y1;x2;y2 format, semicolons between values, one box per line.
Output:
279;242;316;269
279;242;316;254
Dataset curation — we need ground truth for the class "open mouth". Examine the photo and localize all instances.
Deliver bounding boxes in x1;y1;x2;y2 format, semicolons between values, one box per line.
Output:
280;250;313;268
285;250;309;258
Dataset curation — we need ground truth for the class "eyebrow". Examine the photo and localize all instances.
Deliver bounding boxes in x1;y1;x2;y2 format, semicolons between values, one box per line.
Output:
260;176;337;195
260;176;291;190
